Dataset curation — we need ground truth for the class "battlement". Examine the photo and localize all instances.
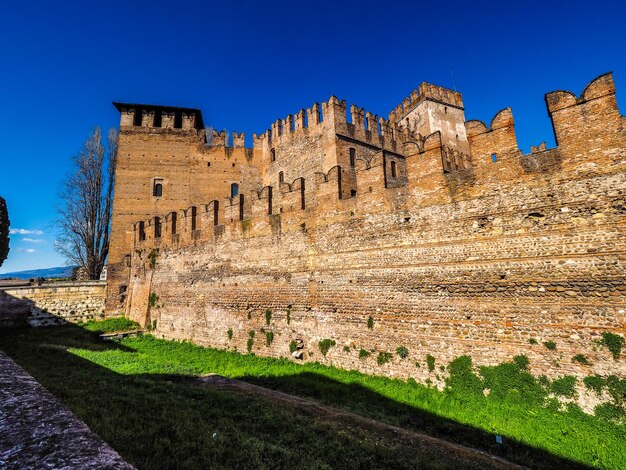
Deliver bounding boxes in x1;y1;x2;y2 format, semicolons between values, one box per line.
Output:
113;103;204;131
388;82;464;123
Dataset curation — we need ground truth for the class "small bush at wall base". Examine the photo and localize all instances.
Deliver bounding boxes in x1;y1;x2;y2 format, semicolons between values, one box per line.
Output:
358;348;370;359
572;354;590;365
318;339;336;357
513;354;530;371
599;332;624;360
543;340;557;350
265;309;272;325
246;338;254;353
396;346;409;359
550;376;577;398
377;352;393;366
594;402;626;423
367;316;374;329
289;341;297;354
426;354;435;372
227;328;233;340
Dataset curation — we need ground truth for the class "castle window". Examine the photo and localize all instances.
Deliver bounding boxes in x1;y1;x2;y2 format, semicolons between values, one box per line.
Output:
153;110;162;128
351;189;357;197
491;153;497;163
230;183;239;198
271;148;276;162
212;201;219;225
238;194;245;221
154;217;162;238
153;179;163;197
174;111;182;129
444;107;448;114
391;160;397;178
279;171;284;183
349;148;356;167
170;212;177;234
133;108;143;126
190;206;197;231
138;221;146;241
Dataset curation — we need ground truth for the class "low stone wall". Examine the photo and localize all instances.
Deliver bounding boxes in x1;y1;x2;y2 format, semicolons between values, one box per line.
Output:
0;350;133;469
0;282;106;326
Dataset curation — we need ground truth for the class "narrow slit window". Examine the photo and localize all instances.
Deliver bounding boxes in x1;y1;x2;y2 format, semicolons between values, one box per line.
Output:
153;179;163;197
190;207;197;231
349;147;356;167
171;212;177;234
391;160;397;178
270;148;276;162
279;171;284;183
154;217;162;238
138;221;146;241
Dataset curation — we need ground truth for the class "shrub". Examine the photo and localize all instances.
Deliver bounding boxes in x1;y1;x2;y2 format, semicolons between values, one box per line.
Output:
289;340;297;354
396;346;409;359
572;354;590;365
343;345;350;352
528;337;538;345
584;375;605;395
594;403;626;423
550;376;577;398
426;354;435;372
148;292;159;308
543;340;556;350
248;330;255;338
265;309;272;325
599;332;624;360
286;308;291;325
377;352;393;366
148;248;159;269
513;354;530;371
367;316;374;329
445;355;483;396
415;361;420;368
265;331;274;346
227;328;233;340
604;375;626;407
246;338;254;353
318;339;336;357
358;348;370;359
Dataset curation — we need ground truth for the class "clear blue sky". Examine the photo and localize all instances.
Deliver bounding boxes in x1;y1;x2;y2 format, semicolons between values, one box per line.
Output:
0;0;624;273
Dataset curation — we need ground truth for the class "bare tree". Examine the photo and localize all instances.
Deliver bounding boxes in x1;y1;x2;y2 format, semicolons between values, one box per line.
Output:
55;127;118;279
0;196;9;268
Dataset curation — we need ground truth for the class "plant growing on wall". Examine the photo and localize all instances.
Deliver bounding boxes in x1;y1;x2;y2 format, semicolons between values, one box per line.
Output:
396;346;409;359
528;338;538;345
289;340;297;354
265;309;272;325
286;308;291;325
543;340;557;350
572;354;590;365
513;354;530;371
227;328;233;340
377;352;393;366
318;339;336;357
358;348;370;359
550;376;577;398
599;332;624;360
148;292;159;308
426;354;436;372
265;331;274;346
148;248;159;270
247;338;254;353
367;316;374;329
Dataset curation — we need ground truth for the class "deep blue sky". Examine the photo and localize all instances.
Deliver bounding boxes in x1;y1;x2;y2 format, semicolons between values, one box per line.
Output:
0;0;624;273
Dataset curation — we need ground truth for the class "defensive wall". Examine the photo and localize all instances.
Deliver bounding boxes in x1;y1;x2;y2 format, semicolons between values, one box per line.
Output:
0;281;106;327
116;73;625;386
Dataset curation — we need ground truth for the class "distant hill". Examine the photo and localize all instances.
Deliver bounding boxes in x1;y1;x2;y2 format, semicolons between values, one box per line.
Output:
0;266;76;280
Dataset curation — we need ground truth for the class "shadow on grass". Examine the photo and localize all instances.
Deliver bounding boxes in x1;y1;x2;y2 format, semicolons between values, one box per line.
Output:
0;323;593;470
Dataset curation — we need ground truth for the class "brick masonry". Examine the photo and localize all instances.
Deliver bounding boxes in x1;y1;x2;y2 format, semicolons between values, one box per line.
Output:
112;73;625;390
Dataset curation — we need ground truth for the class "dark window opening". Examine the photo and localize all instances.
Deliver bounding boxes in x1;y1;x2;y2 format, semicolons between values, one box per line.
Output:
119;285;127;295
207;161;211;167
444;107;448;114
230;183;239;198
133;108;143;126
153;110;162;127
491;153;497;163
351;189;357;197
279;171;284;183
124;254;131;267
337;167;343;200
190;206;197;231
271;148;276;162
138;221;146;241
153;180;163;197
300;179;306;210
154;217;162;238
232;163;235;167
349;148;356;167
213;201;219;225
174;111;183;129
171;212;177;234
391;160;397;178
239;194;245;221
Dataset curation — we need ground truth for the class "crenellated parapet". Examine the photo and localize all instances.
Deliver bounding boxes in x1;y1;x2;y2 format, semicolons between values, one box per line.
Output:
465;108;520;164
388;82;464;123
114;103;204;132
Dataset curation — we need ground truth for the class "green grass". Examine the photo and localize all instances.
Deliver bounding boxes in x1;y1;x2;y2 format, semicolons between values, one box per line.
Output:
79;316;140;333
1;320;625;469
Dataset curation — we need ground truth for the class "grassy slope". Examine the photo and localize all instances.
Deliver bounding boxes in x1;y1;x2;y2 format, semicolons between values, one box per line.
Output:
1;320;624;469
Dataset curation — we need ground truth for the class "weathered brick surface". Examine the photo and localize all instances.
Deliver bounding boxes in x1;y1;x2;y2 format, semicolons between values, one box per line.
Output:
114;73;625;388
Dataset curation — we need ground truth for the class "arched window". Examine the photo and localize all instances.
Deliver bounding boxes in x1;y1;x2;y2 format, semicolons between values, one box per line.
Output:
153;179;163;197
138;221;146;241
279;171;284;183
154;217;162;238
230;183;239;198
349;147;356;167
271;148;276;162
391;160;397;178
